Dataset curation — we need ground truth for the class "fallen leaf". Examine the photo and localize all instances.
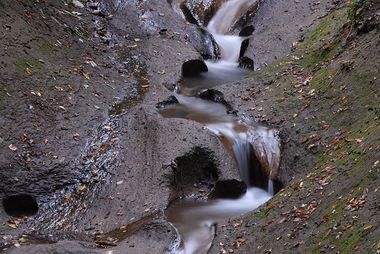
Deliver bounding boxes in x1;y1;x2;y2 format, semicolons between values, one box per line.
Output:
83;72;90;80
78;184;87;193
26;67;33;76
7;223;17;229
73;133;80;140
9;144;18;151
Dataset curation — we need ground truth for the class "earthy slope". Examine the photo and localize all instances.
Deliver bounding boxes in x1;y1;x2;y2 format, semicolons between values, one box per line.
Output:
210;1;379;253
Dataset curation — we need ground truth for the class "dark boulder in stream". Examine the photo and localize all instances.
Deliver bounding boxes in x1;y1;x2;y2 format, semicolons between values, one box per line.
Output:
182;59;209;77
238;56;254;70
239;38;250;58
185;25;221;60
209;179;247;199
155;96;179;109
239;25;255;37
198;89;233;112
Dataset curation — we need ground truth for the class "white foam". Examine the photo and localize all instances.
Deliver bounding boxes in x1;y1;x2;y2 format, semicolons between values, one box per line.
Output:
172;188;271;254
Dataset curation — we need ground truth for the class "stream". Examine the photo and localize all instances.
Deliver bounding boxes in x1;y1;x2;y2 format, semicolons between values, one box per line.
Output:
158;0;281;253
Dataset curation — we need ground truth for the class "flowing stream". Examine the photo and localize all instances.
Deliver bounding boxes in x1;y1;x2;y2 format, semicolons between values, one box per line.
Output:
160;1;281;253
179;0;255;95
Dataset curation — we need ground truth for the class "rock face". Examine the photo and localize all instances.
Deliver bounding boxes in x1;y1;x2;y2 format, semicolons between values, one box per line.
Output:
238;56;254;70
174;0;228;26
209;179;247;199
7;241;101;254
0;0;240;252
182;59;209;77
243;0;337;67
185;25;221;59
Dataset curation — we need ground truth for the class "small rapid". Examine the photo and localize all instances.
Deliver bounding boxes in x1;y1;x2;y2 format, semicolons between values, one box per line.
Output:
167;188;271;254
160;1;281;253
179;0;255;95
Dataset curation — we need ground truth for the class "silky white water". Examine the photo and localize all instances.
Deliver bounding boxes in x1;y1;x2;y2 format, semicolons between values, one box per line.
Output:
179;0;256;94
207;0;257;62
167;187;272;254
161;95;281;254
164;1;279;253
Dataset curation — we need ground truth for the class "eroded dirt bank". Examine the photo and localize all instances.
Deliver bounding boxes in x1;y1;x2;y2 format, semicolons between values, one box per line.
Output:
0;0;379;253
209;1;380;253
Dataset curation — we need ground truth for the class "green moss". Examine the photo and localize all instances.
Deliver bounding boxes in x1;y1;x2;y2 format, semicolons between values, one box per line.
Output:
14;59;33;75
38;40;55;55
298;9;349;69
336;230;362;253
348;0;367;22
349;72;378;107
14;58;43;75
311;68;334;90
254;208;270;220
247;2;379;253
308;15;335;44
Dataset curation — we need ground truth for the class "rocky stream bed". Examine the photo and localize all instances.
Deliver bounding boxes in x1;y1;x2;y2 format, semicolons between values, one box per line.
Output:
0;0;379;253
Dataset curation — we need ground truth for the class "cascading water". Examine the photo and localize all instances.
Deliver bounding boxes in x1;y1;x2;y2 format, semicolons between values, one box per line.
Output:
207;0;255;62
231;138;252;185
179;0;257;95
161;1;281;253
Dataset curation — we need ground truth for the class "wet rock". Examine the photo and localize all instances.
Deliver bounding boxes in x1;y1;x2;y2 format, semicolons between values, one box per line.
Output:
179;2;200;25
185;25;221;60
179;0;227;26
238;56;254;70
7;241;100;254
247;146;270;191
106;220;177;254
239;25;255;37
198;89;233;112
209;179;246;199
239;38;250;58
169;146;219;198
246;124;281;181
182;59;208;77
156;96;179;109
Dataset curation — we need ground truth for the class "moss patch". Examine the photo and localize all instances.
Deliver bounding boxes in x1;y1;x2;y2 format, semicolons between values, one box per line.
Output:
13;58;44;76
38;39;55;55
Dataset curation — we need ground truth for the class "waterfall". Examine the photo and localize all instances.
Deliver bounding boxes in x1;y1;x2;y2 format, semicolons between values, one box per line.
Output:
268;179;274;195
206;0;256;62
207;0;253;35
162;1;282;253
231;138;251;185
